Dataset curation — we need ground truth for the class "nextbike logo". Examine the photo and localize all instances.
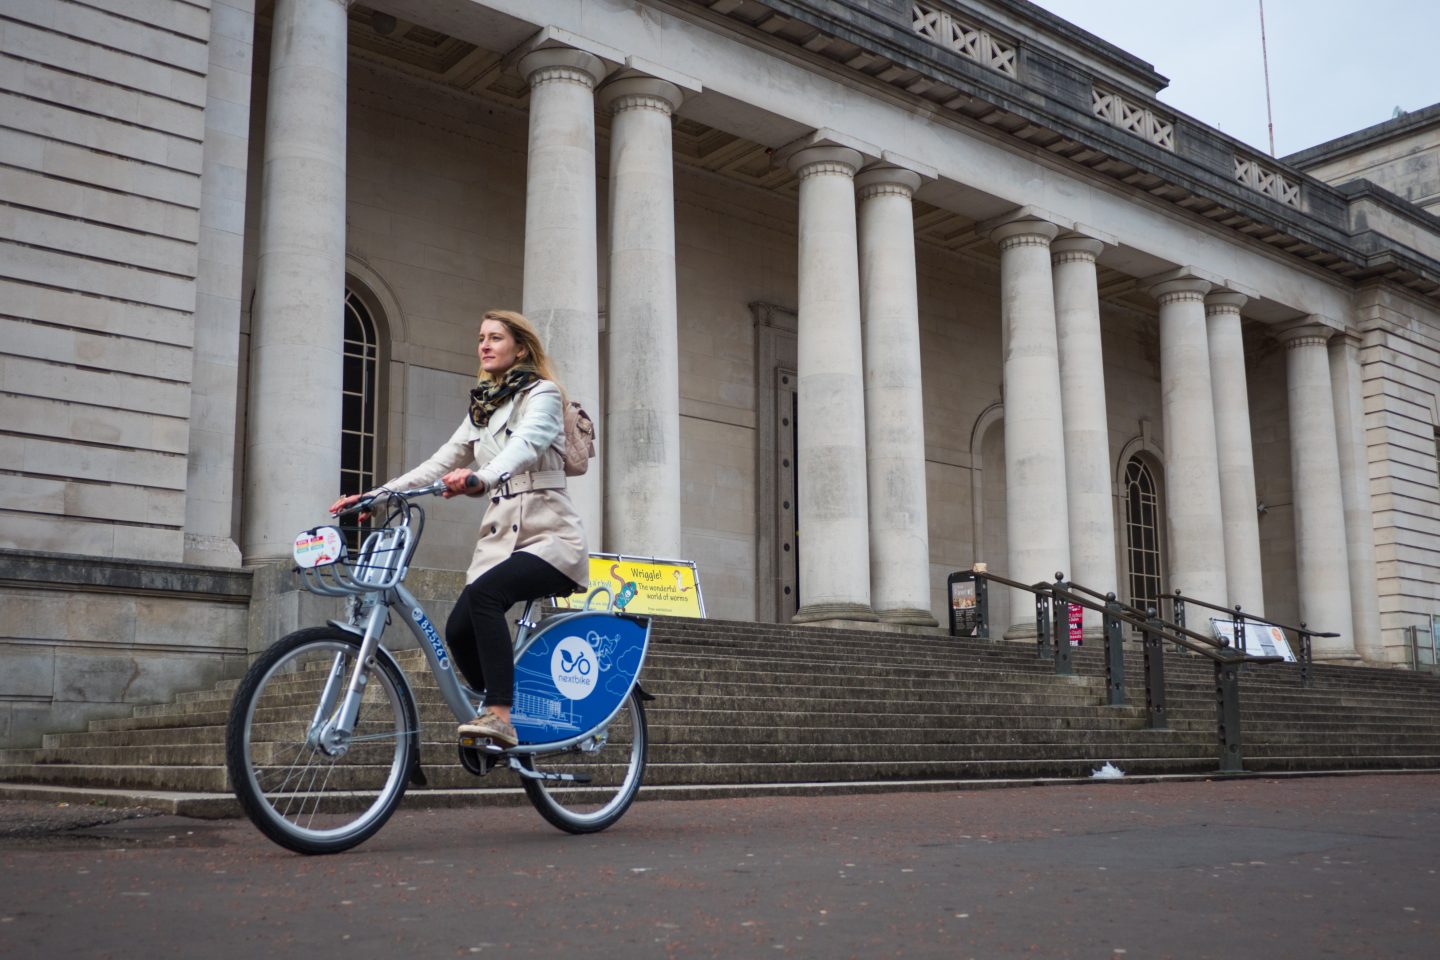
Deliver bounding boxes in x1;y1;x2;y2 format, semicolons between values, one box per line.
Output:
551;635;596;701
412;607;450;670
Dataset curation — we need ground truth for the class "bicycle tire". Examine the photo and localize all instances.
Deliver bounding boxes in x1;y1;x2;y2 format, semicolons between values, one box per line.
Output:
520;690;647;834
226;626;417;854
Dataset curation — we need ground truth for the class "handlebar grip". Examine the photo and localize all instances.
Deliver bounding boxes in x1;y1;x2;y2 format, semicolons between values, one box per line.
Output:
464;473;482;492
334;496;375;520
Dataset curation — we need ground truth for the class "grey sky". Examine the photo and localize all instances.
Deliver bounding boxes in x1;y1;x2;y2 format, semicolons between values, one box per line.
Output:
1033;0;1440;157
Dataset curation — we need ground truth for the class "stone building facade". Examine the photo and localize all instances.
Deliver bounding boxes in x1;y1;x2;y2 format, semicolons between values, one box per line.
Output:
2;0;1440;747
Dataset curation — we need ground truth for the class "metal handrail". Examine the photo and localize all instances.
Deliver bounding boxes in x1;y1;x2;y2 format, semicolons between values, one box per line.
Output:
1159;590;1326;684
950;568;1287;774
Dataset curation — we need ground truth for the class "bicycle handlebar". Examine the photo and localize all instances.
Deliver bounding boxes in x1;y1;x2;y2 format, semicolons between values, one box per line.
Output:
333;479;449;520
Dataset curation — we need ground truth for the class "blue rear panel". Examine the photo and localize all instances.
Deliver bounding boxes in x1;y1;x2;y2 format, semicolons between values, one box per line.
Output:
510;612;650;746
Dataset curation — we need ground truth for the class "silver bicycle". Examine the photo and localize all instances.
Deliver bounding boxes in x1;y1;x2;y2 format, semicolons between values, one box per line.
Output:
225;481;653;855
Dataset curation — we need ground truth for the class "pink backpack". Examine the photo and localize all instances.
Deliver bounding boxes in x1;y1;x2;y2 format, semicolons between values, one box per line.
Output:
563;400;596;477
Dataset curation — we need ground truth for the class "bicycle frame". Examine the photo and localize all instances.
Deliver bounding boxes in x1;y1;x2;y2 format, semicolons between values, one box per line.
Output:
309;486;648;757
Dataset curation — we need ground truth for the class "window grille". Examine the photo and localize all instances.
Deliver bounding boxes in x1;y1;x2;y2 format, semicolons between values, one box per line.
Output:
1124;455;1163;628
341;289;379;500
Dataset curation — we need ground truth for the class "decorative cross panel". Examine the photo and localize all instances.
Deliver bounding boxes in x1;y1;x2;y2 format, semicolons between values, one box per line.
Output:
1092;86;1175;151
1234;156;1301;207
912;2;1017;78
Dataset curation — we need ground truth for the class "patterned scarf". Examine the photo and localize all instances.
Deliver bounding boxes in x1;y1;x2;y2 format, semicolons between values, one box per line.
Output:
468;367;539;427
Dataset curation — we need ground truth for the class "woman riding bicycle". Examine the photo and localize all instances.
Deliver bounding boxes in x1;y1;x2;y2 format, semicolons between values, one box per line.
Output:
330;309;588;748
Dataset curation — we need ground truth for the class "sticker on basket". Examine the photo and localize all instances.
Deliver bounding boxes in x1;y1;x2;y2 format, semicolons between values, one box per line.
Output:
550;635;598;701
293;526;345;568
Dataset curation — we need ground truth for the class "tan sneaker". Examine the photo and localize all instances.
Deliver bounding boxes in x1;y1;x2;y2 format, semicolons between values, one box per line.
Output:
457;710;517;748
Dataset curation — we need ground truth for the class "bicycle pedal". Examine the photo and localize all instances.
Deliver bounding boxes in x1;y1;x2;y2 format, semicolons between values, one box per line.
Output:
459;735;508;755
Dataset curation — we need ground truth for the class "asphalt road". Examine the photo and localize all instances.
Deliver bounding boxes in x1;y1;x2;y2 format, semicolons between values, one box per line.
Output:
2;774;1437;959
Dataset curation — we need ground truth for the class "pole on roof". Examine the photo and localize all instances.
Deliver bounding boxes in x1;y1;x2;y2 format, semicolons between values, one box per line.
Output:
1259;0;1276;155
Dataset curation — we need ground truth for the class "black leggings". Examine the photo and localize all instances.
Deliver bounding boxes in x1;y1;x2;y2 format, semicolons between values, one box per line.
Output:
445;551;578;708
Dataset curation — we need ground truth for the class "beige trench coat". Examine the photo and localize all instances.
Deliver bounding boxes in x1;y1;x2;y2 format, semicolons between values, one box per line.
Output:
380;380;589;588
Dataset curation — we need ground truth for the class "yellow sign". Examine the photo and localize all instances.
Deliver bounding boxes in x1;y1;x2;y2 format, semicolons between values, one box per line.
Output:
556;554;705;618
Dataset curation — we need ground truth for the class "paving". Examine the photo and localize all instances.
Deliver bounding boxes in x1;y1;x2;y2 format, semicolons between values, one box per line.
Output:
1;773;1436;959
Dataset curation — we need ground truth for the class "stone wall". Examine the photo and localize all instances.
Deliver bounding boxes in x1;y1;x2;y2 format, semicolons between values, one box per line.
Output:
1357;286;1440;664
0;0;249;563
0;550;250;748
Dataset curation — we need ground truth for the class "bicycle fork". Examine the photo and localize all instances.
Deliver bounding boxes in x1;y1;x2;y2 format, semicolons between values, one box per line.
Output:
308;601;390;755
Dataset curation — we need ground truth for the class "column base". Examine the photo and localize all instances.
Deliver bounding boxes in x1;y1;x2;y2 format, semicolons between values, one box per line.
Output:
792;602;879;626
876;607;939;628
1002;622;1040;642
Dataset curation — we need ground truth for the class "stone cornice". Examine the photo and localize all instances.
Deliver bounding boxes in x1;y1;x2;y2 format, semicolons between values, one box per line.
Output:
690;1;1440;303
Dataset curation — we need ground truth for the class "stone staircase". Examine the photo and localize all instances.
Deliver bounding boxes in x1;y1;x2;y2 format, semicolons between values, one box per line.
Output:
4;615;1440;815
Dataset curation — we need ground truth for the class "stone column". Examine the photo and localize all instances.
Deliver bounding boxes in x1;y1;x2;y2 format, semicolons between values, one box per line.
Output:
1278;323;1357;658
599;75;684;560
787;145;876;624
1324;336;1382;662
1330;332;1382;660
1205;291;1266;615
1051;235;1116;621
519;47;607;540
1147;275;1228;606
242;0;350;561
856;165;934;626
185;1;254;566
989;215;1070;621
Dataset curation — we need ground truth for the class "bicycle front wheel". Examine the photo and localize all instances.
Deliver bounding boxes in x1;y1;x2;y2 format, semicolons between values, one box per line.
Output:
226;627;417;854
520;690;648;834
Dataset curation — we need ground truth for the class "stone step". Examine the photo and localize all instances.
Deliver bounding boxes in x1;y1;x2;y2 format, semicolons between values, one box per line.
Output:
7;612;1440;807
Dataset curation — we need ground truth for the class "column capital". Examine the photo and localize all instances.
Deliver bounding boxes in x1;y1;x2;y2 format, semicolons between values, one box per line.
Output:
1050;235;1105;263
1146;275;1211;303
597;74;684;115
1275;321;1334;349
787;145;862;179
988;216;1059;249
1328;329;1364;350
1204;290;1249;314
519;47;607;89
854;164;921;199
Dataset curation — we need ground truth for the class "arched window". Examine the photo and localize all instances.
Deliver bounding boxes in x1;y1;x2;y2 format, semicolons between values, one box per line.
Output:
1123;455;1163;621
340;288;379;499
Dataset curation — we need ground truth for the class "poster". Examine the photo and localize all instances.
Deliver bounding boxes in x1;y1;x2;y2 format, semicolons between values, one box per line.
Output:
1210;618;1296;662
1068;602;1083;646
554;553;705;618
951;577;980;635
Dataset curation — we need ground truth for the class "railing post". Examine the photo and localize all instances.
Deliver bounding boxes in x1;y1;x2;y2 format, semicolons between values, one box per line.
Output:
1035;589;1051;660
1051;573;1073;676
1104;593;1126;706
1171;589;1186;654
1143;608;1168;729
1215;657;1244;773
1298;622;1313;687
974;574;989;639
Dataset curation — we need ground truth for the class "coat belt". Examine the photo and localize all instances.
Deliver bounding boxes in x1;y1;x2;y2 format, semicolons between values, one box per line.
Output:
491;469;567;499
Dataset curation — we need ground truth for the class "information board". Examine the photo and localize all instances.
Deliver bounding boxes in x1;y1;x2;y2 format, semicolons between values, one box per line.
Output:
555;554;705;618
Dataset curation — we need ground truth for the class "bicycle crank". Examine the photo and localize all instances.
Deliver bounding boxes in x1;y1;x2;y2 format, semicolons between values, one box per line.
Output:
506;757;592;784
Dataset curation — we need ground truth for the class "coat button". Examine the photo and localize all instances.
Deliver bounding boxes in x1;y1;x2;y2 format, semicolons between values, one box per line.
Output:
512;524;518;532
491;524;498;535
505;428;512;436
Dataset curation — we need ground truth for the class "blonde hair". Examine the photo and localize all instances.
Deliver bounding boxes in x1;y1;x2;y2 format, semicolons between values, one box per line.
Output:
476;310;563;392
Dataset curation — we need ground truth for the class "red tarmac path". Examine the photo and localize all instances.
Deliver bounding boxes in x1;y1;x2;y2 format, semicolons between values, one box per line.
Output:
2;773;1437;959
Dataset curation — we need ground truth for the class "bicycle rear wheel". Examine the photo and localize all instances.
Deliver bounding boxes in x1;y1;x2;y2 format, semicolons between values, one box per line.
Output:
226;627;417;854
520;690;647;833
